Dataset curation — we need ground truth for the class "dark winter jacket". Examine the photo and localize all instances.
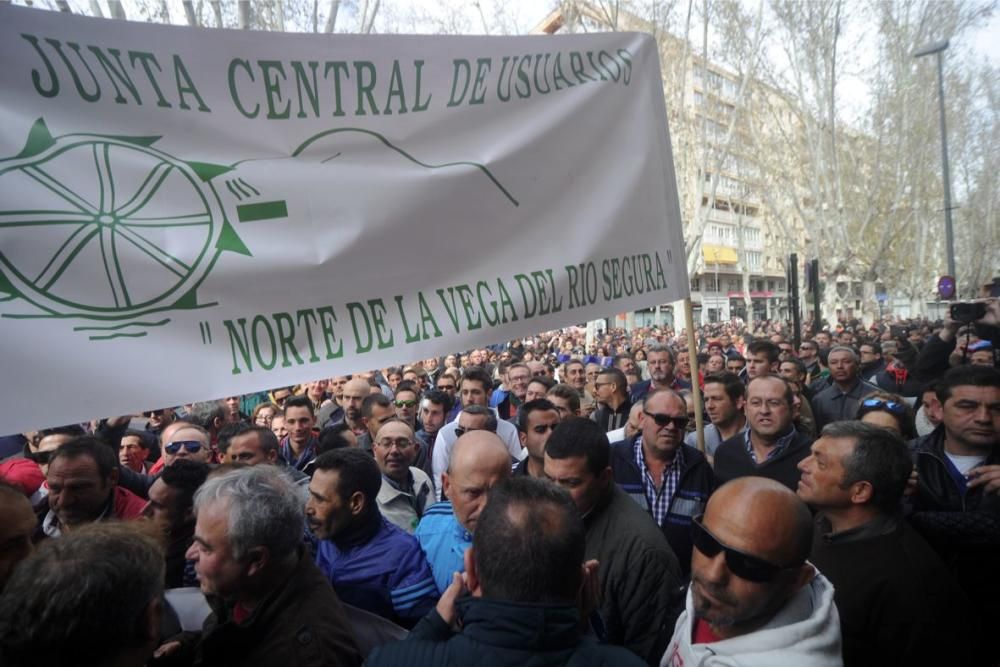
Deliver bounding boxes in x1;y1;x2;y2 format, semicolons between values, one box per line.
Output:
583;484;683;663
810;515;981;667
907;426;1000;663
713;429;813;491
365;597;646;666
168;549;361;667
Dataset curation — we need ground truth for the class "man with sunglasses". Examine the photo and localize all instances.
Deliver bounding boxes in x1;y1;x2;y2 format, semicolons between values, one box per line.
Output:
592;368;633;434
662;477;841;666
798;340;821;382
858;341;886;381
513;399;561;479
391;383;421;430
26;424;86;476
797;421;978;666
714;376;814;491
611;389;714;577
162;425;212;467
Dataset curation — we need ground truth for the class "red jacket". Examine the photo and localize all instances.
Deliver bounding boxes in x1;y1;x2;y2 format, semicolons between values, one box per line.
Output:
113;485;147;520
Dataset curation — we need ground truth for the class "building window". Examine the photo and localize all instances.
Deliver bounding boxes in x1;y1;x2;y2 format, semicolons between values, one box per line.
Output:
690;278;700;291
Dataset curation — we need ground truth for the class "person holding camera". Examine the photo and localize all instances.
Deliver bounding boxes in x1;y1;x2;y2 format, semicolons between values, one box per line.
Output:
913;298;999;382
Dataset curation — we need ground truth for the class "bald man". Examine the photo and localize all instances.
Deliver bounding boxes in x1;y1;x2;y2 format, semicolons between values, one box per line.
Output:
662;477;842;666
415;431;511;593
340;378;373;435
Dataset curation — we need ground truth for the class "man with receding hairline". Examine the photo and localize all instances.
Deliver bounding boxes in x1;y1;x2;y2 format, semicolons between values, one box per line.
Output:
662;477;841;666
373;420;433;534
713;376;814;490
416;431;511;593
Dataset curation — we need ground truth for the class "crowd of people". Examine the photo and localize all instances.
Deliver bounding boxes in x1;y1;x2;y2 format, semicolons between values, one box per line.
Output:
0;300;998;666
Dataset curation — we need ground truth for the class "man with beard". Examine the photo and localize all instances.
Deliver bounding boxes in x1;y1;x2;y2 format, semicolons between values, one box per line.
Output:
340;378;373;437
415;390;452;477
661;477;841;666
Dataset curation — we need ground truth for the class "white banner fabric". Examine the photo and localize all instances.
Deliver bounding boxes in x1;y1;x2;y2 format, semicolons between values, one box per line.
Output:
0;5;688;434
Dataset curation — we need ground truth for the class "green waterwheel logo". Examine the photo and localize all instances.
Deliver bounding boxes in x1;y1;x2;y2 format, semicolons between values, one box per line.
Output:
0;118;285;324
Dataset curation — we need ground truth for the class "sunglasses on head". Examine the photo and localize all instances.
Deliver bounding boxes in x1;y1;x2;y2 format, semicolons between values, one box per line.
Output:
643;411;689;430
164;440;203;455
692;515;801;583
861;397;906;415
394;399;417;408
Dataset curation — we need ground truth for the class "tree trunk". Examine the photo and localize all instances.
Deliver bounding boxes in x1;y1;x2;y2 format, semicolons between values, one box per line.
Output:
323;0;340;32
182;0;198;26
238;0;251;29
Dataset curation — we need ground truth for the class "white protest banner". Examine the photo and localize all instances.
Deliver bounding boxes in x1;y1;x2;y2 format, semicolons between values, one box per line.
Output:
0;5;688;434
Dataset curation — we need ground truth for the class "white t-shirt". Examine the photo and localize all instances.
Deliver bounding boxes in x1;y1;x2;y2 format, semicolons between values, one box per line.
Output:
945;452;986;476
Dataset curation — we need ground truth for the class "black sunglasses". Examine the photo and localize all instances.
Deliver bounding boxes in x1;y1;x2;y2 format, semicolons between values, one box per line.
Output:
27;450;53;464
692;515;801;583
164;440;203;455
643;411;689;430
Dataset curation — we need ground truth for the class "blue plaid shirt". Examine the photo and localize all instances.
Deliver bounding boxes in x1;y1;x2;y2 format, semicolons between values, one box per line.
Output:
744;426;798;464
634;437;684;528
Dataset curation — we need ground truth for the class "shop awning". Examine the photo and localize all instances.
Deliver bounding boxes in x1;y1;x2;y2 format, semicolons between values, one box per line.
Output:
702;245;738;265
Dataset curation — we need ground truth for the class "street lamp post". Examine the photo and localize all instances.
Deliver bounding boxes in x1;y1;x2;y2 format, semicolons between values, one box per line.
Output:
913;39;956;288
